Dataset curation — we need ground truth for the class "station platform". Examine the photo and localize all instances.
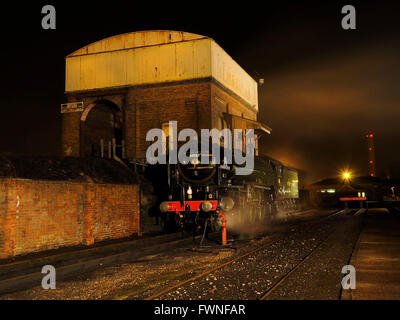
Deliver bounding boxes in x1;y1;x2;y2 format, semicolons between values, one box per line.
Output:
343;208;400;300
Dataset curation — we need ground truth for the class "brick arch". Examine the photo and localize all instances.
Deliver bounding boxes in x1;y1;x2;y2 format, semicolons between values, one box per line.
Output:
80;103;96;122
80;99;123;158
81;99;121;122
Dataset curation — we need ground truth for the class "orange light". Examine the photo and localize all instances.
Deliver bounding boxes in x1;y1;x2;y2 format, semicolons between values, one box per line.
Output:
370;173;374;177
369;134;374;138
369;160;374;164
368;147;372;151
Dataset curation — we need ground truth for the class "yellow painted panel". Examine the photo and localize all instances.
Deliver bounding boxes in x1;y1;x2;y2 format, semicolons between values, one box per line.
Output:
157;45;177;81
175;41;194;79
126;49;139;84
142;45;160;83
67;38;213;91
105;34;126;52
79;55;96;90
211;41;258;109
65;35;256;110
193;40;211;77
94;53;110;89
65;57;81;92
109;51;127;86
87;40;105;55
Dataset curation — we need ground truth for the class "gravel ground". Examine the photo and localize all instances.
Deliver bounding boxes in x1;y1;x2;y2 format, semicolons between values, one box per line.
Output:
0;242;234;300
264;215;363;299
153;216;340;300
0;209;356;300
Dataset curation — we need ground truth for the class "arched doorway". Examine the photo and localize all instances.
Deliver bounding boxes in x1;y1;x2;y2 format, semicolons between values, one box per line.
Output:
81;100;123;158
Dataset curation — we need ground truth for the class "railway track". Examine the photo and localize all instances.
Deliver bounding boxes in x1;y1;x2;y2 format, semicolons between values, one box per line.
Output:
143;208;347;300
144;234;283;300
258;230;334;300
0;231;209;296
260;208;365;300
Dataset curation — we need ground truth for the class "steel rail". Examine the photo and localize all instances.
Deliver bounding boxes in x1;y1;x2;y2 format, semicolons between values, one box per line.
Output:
144;208;344;300
258;230;334;300
144;235;282;300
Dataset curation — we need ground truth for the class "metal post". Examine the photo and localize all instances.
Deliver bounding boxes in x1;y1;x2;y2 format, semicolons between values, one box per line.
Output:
344;201;349;214
100;139;104;158
218;211;227;246
122;140;126;159
112;138;116;157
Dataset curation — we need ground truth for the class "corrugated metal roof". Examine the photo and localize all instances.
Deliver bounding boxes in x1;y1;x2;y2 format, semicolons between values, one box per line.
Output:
67;30;208;57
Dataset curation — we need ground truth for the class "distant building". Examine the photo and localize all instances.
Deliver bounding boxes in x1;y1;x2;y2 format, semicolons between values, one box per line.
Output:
61;30;271;164
306;176;392;207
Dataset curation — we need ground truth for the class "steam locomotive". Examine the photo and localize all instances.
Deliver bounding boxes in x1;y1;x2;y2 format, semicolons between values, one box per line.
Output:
146;150;299;236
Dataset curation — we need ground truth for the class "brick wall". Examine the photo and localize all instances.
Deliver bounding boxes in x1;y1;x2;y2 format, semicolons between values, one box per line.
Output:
61;112;81;157
211;83;257;124
62;79;258;161
125;81;212;160
0;178;140;259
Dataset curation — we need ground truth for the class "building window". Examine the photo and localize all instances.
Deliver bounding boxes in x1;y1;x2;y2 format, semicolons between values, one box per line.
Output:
161;122;170;148
161;122;170;139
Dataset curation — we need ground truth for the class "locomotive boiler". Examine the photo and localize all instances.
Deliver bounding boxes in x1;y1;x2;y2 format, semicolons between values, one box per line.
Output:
146;151;299;237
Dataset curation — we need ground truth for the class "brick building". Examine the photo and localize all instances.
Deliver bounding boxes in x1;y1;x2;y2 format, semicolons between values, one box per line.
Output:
61;30;270;163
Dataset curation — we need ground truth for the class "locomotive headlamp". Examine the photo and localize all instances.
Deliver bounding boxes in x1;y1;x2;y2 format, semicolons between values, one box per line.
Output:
187;186;193;195
201;201;213;212
220;197;235;212
159;202;170;213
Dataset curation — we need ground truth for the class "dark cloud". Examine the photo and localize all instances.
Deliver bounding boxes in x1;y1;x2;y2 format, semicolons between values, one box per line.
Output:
259;42;400;183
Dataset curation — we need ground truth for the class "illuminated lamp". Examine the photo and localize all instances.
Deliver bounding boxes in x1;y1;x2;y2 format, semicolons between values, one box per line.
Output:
159;202;170;213
201;201;213;212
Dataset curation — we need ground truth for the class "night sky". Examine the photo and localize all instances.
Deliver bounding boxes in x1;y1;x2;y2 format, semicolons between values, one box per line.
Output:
1;1;399;184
